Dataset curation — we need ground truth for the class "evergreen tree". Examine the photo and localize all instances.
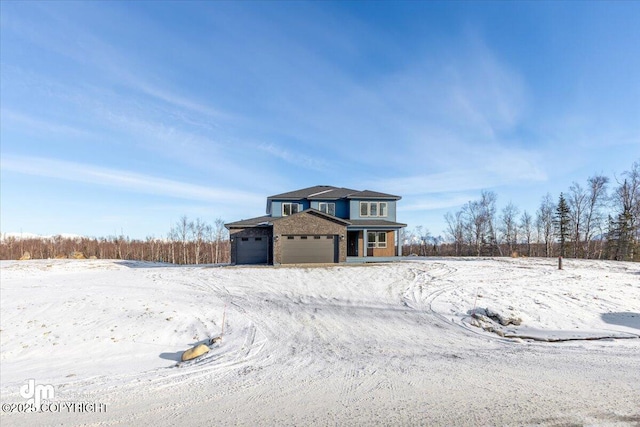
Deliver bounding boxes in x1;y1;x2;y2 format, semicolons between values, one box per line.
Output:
554;193;571;257
607;208;634;260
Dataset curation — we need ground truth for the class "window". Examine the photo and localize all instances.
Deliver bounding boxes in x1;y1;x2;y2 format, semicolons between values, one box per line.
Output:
282;203;301;216
318;202;335;216
378;232;386;248
359;202;388;217
367;232;387;248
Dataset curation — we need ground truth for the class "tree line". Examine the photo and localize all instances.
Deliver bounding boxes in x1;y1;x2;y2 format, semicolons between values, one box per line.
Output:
2;160;638;263
405;159;639;261
0;216;230;264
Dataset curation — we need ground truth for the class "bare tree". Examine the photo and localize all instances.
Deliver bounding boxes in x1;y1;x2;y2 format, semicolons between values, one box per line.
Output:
414;225;431;256
176;216;190;265
213;218;226;264
444;211;464;256
568;182;587;257
609;161;640;260
462;191;498;256
500;202;520;255
583;175;609;258
190;218;206;265
536;193;555;257
463;199;484;256
519;210;533;257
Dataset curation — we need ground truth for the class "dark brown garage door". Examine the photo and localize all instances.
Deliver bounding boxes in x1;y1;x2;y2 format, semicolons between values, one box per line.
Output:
281;235;336;264
237;236;269;264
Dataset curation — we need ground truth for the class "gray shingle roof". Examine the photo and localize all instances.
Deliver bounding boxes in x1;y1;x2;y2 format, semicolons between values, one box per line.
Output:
267;186;399;200
225;212;405;229
267;185;359;200
347;190;401;200
225;215;273;228
347;219;407;228
271;208;351;225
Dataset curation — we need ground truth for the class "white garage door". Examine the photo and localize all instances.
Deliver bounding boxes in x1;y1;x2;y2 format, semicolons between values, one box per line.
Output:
281;235;336;264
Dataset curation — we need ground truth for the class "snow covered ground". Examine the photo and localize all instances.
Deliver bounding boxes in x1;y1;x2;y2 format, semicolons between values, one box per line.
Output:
1;257;639;426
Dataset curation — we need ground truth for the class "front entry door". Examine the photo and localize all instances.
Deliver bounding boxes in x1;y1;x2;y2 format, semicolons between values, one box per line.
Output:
347;231;359;256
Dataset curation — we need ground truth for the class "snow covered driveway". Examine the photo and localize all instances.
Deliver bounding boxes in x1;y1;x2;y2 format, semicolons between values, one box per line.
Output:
1;258;639;426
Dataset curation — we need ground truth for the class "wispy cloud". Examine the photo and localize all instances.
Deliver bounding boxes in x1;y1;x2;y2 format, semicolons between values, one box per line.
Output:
257;143;332;172
368;145;547;198
0;109;93;138
401;194;476;212
1;155;264;205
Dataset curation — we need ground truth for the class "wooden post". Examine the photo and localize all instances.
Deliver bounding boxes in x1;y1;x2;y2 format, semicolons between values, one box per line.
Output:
558;256;563;270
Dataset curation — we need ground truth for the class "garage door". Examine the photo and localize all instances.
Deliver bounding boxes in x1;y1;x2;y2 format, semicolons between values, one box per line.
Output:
237;236;268;264
281;235;336;264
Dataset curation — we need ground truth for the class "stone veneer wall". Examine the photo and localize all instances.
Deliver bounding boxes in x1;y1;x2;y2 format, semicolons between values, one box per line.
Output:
272;211;347;264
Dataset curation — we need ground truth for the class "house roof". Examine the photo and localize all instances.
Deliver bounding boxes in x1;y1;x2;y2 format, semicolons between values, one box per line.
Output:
347;219;407;229
267;185;401;201
225;215;273;229
272;208;351;226
225;209;353;229
267;185;357;200
225;212;404;229
346;190;401;200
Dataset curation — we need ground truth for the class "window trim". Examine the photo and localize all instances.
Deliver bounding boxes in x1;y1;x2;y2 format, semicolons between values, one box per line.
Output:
359;202;388;218
318;202;336;216
282;202;301;216
367;231;388;248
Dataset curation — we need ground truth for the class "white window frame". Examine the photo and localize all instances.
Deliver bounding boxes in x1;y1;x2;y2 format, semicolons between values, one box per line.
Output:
359;202;388;218
379;202;387;217
367;231;388;248
282;203;301;216
318;202;335;216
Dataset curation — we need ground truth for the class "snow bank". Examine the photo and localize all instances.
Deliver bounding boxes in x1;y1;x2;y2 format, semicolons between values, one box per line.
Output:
1;258;638;426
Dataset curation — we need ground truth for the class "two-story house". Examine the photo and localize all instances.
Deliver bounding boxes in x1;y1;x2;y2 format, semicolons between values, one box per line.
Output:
225;185;406;265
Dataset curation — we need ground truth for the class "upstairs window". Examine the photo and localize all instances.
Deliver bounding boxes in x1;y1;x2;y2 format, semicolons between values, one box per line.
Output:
359;202;388;217
282;203;301;216
318;202;335;216
379;202;387;216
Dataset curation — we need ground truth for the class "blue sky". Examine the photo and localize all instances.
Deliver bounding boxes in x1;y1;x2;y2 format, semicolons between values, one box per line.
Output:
1;1;639;239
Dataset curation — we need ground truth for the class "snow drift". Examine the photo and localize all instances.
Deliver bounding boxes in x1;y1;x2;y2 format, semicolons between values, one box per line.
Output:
1;257;638;426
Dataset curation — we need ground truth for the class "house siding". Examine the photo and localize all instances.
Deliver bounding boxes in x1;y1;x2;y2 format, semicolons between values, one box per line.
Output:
309;200;349;218
272;212;347;264
357;230;397;257
270;200;311;218
349;200;397;221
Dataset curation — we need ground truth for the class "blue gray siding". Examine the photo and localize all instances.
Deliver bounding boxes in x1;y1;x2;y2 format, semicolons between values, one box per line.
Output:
270;200;311;218
349;200;397;221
